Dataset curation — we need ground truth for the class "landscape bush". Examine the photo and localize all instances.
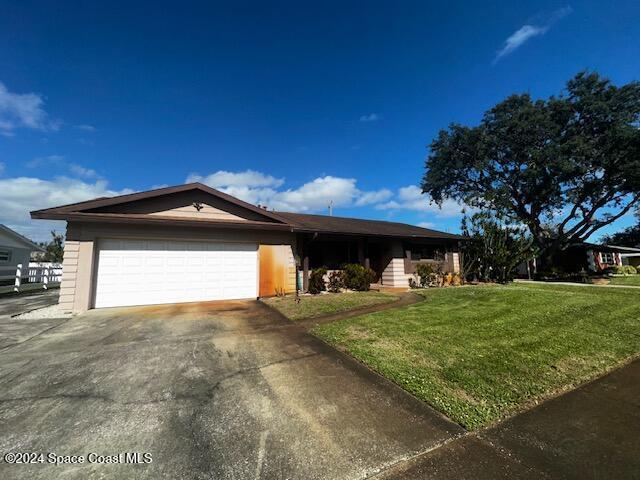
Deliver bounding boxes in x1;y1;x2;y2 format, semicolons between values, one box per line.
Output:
605;265;637;275
327;270;345;293
308;267;327;294
342;263;376;291
415;262;442;287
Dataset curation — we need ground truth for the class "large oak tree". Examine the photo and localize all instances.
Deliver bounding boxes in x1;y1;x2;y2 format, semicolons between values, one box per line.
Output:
422;72;640;262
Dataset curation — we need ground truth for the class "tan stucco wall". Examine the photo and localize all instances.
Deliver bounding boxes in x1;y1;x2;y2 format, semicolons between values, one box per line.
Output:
381;240;408;287
62;221;296;314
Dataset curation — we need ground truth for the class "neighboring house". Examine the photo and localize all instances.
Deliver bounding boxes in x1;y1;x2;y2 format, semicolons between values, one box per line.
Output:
0;224;44;285
615;245;640;269
31;183;463;313
535;242;634;274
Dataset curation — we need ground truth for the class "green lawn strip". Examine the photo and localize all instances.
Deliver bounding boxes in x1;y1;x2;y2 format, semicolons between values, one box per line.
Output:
262;291;398;321
609;275;640;287
313;283;640;429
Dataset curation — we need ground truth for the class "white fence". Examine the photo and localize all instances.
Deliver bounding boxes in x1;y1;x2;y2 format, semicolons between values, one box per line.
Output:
0;262;62;293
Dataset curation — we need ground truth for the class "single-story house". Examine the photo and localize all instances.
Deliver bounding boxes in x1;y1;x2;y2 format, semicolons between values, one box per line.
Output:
0;224;43;286
31;183;463;314
519;242;637;277
616;245;640;269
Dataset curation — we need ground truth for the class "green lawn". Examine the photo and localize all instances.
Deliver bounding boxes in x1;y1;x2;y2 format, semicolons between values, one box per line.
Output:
313;283;640;430
609;275;640;287
263;291;397;321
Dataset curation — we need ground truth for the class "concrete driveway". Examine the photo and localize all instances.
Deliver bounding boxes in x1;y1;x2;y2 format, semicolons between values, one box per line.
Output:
0;290;59;318
0;300;462;479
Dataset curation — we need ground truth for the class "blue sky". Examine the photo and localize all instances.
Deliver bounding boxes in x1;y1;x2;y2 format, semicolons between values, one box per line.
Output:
1;0;639;241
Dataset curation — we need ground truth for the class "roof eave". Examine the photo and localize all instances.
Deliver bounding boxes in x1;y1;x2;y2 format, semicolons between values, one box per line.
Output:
290;227;466;240
32;212;295;231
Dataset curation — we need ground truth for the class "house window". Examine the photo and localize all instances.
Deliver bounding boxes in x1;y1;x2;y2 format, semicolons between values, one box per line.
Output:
410;246;443;261
0;250;11;263
601;252;614;264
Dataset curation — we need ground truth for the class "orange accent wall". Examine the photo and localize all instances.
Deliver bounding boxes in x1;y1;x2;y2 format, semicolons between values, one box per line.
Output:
259;245;296;296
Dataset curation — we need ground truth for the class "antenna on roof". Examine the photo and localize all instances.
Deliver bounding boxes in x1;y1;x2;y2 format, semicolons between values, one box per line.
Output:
328;200;333;216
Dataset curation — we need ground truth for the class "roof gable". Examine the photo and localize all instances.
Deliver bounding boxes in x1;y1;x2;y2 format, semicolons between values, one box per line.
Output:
31;183;287;224
0;225;43;251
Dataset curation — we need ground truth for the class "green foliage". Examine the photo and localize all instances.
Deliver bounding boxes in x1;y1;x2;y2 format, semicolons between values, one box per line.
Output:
460;213;536;283
601;213;640;247
414;262;443;288
422;72;640;261
308;267;327;294
342;263;376;291
39;231;64;263
327;270;345;293
607;265;637;275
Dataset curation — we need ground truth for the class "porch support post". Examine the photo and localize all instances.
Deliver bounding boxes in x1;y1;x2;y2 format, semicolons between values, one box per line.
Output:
404;248;412;274
302;252;309;292
358;238;365;266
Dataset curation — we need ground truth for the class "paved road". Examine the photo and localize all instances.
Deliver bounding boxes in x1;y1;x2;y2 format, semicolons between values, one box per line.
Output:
0;300;461;480
0;290;59;317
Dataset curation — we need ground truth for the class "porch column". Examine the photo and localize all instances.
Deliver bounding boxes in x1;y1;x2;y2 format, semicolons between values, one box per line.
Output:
404;248;412;274
302;251;309;292
358;238;365;265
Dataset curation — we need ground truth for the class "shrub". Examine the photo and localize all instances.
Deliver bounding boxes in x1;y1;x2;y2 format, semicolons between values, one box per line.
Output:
342;263;376;291
415;262;442;287
605;265;637;275
308;267;327;294
621;265;637;275
327;270;345;293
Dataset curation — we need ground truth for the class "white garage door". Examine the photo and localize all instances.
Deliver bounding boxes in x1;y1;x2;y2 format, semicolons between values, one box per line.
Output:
94;239;258;308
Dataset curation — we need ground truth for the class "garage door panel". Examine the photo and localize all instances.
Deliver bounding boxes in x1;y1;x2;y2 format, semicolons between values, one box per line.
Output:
94;239;258;308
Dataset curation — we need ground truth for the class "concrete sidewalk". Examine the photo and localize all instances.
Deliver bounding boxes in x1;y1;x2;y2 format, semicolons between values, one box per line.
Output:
379;358;640;479
515;279;640;289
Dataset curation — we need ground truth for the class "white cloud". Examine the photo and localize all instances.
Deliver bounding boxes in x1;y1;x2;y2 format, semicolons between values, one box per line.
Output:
355;188;393;206
75;124;96;132
0;162;4;176
417;221;436;229
187;169;284;189
359;113;380;123
376;185;465;217
0;82;60;136
68;164;99;179
494;6;572;63
0;176;133;241
26;155;100;179
188;170;393;213
270;176;359;211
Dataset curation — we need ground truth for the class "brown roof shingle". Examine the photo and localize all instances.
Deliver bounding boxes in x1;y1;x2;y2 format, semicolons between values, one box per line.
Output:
275;212;464;240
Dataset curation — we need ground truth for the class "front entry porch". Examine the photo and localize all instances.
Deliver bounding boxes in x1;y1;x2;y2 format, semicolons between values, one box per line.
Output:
297;234;461;290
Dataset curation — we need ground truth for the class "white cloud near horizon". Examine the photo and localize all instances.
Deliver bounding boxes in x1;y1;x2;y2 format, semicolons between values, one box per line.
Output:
417;221;436;229
0;82;60;136
0;162;5;176
0;177;133;241
359;113;380;123
376;185;465;217
494;6;572;63
187;169;392;213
